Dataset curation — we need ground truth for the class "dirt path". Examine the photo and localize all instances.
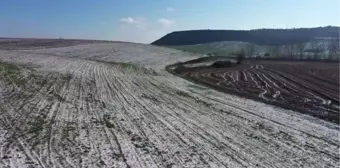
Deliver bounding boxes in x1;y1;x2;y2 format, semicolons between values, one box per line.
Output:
0;43;339;168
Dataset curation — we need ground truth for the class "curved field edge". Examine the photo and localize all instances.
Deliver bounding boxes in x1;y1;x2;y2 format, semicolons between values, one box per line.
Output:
166;57;340;124
0;43;339;168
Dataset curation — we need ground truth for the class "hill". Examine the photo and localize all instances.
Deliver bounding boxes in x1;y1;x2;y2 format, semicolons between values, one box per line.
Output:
0;38;115;50
169;41;270;56
0;39;339;167
152;26;340;46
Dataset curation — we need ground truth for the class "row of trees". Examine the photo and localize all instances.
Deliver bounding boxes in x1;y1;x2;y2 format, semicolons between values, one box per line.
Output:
153;26;340;46
243;38;340;60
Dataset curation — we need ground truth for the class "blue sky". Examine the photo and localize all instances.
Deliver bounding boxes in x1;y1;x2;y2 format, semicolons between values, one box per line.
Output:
1;0;339;43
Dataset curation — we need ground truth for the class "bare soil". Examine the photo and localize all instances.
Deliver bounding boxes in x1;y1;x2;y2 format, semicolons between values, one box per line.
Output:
173;60;340;123
0;39;339;168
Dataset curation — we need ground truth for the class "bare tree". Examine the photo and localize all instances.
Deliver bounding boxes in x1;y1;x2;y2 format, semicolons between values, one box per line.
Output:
284;44;295;59
270;45;281;57
328;38;340;60
295;42;306;60
244;44;256;57
328;39;338;60
236;48;246;64
320;39;328;59
310;40;321;60
334;38;339;59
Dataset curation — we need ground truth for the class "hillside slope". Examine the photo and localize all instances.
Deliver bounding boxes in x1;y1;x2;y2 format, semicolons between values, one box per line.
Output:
0;40;339;168
169;41;271;56
152;26;340;46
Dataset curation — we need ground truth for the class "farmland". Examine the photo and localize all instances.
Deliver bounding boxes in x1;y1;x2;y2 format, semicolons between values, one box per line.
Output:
173;60;340;123
0;39;339;168
0;38;114;50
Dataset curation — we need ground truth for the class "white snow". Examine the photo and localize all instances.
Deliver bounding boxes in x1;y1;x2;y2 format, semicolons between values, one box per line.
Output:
0;42;339;168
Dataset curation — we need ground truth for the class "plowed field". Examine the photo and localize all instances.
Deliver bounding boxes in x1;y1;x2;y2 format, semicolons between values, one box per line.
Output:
178;61;340;123
0;39;339;168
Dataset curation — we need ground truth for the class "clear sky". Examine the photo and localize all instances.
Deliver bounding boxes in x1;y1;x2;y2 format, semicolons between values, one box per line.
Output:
1;0;339;43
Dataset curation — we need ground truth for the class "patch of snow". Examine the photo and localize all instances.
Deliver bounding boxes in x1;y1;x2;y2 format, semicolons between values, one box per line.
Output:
0;42;338;168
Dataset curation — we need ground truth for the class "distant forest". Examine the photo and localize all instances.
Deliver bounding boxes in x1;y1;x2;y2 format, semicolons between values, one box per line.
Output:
152;26;340;46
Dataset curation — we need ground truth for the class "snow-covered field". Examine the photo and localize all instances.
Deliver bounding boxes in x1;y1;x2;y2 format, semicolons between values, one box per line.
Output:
0;42;339;168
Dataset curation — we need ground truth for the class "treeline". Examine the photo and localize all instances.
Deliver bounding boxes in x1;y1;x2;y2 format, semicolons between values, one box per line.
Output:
238;38;340;61
152;26;340;46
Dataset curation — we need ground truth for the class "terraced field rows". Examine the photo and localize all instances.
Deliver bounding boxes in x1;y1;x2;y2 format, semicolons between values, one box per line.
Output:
0;42;339;168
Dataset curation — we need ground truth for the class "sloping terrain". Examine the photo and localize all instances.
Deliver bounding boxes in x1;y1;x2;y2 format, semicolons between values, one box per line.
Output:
0;38;114;50
167;39;337;58
151;26;339;46
0;40;339;168
168;41;270;56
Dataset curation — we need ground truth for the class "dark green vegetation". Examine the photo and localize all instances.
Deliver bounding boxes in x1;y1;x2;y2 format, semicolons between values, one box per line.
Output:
152;26;339;46
92;59;158;75
0;61;20;74
28;117;46;134
103;113;115;128
0;60;76;150
0;61;25;84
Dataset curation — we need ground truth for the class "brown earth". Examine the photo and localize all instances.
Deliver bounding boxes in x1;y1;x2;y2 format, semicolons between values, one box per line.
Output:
1;40;339;168
174;60;340;123
0;38;116;50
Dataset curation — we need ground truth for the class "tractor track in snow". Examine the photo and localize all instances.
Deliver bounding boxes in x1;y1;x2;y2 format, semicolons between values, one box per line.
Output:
0;41;339;168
